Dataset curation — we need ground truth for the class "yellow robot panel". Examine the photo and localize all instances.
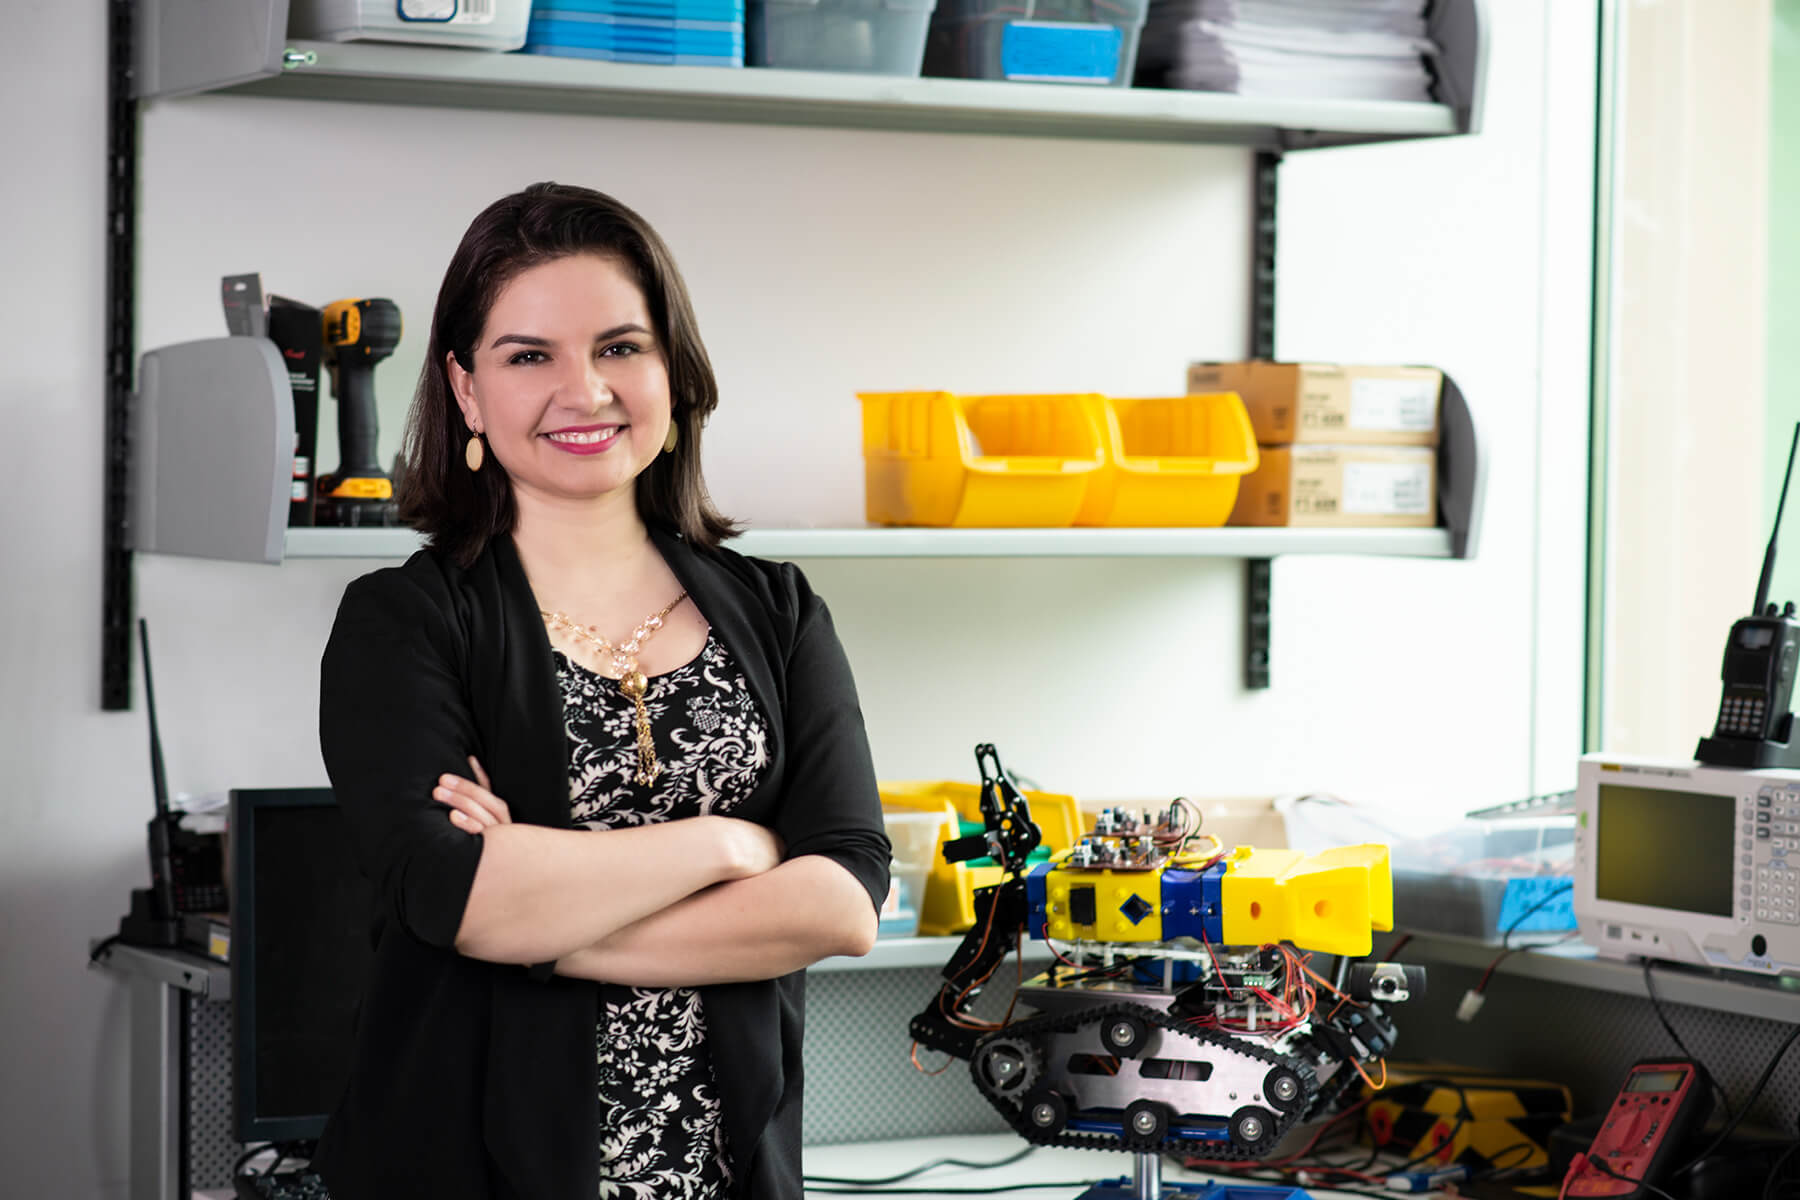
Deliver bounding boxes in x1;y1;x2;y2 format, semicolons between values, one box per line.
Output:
1040;867;1164;942
1218;844;1393;956
880;781;1083;936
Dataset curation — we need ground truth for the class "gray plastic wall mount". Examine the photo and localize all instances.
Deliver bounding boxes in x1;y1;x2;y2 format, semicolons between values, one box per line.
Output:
136;0;289;99
130;336;294;565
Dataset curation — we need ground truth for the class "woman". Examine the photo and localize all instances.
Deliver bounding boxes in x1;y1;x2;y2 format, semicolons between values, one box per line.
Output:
313;182;891;1200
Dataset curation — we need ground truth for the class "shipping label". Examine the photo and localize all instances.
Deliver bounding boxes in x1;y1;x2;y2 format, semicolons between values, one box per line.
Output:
1342;461;1433;515
1349;376;1438;433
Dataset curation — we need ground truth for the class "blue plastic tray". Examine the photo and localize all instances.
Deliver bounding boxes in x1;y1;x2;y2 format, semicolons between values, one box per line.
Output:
538;0;744;21
534;14;742;34
528;16;744;52
521;43;745;64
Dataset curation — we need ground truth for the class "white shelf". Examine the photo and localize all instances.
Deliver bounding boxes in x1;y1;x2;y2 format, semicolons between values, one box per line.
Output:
1386;932;1800;1027
813;934;1054;974
91;933;1027;988
281;525;1454;561
92;941;231;999
160;37;1467;152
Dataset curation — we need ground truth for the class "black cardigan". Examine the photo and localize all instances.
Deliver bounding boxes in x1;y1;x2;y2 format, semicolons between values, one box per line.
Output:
311;527;891;1200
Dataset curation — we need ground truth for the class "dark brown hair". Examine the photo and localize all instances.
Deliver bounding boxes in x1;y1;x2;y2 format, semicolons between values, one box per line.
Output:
398;182;738;566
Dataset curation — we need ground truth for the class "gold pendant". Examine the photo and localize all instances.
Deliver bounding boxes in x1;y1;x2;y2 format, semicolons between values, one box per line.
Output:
619;670;647;701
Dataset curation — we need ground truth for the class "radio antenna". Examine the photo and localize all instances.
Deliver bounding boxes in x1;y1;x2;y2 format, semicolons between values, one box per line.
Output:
1756;425;1800;616
138;619;171;820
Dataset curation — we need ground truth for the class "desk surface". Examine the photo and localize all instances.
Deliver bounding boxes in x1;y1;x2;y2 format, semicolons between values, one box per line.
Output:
801;1133;1392;1198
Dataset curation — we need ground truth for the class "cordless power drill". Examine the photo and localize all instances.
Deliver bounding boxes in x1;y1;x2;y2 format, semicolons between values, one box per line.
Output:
315;297;402;527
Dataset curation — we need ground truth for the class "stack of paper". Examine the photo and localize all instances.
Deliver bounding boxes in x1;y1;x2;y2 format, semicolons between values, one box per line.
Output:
1136;0;1436;102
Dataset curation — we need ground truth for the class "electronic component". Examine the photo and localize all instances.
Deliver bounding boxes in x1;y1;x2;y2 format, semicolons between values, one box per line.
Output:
911;744;1420;1178
1574;753;1800;977
1696;424;1800;768
1561;1059;1711;1198
115;620;227;950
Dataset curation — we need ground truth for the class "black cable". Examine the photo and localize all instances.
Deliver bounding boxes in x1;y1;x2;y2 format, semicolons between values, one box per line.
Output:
1467;889;1580;1000
1349;1078;1474;1174
1583;1153;1681;1200
805;1147;1036;1186
232;1143;275;1178
1502;883;1575;949
803;1182;1102;1195
87;933;123;965
1641;959;1735;1123
1183;1160;1393;1199
1762;1139;1800;1200
1678;1022;1800;1177
1467;1140;1537;1177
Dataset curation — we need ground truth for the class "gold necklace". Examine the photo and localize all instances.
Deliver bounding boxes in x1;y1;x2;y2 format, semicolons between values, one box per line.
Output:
540;591;690;785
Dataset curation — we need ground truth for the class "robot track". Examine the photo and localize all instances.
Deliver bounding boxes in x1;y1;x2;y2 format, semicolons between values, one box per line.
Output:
968;1001;1317;1159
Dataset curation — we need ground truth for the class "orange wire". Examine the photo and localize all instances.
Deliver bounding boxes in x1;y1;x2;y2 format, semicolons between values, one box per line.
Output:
943;890;1008;1030
1350;1056;1388;1091
909;1039;954;1076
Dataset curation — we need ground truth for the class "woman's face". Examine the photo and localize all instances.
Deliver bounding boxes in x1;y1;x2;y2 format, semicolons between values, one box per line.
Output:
447;252;672;510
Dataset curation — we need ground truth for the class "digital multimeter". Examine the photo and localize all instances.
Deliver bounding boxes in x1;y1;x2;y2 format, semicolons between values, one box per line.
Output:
1562;1059;1712;1198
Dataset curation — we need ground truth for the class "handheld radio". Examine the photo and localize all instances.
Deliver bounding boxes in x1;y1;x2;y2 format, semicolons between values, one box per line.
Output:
1696;424;1800;768
115;620;228;949
1561;1059;1712;1198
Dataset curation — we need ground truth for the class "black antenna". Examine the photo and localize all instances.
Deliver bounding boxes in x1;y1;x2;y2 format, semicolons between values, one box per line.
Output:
1756;425;1800;616
137;618;171;819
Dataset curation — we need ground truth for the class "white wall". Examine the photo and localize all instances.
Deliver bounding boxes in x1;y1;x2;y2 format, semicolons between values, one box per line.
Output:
1599;0;1773;759
0;2;1591;1194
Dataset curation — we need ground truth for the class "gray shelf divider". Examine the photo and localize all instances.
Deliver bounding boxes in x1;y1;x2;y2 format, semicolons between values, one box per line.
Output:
129;336;293;566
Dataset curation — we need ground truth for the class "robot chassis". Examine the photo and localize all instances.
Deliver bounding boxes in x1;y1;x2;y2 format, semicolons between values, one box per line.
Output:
910;746;1425;1200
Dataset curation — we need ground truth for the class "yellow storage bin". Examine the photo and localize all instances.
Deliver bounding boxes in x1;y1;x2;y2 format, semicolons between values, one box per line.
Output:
879;780;1083;936
1075;392;1260;526
858;391;1106;527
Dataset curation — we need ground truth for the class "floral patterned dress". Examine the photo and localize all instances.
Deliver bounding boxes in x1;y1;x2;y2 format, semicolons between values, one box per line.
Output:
555;631;770;1199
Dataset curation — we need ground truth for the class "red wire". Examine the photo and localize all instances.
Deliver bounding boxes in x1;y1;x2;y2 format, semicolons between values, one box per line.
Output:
1199;927;1238;1000
1559;1151;1585;1200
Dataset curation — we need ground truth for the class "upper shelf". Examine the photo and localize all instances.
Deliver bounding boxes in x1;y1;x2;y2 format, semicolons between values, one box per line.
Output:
281;525;1456;561
136;1;1486;152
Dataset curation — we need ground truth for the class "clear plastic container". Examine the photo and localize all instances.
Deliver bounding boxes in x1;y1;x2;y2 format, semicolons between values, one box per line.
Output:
922;0;1148;85
1284;791;1578;945
749;0;937;75
880;781;1083;936
288;0;534;50
880;808;952;937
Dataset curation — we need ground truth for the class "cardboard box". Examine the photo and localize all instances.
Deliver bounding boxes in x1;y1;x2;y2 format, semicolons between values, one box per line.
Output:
1187;361;1442;446
1229;444;1437;528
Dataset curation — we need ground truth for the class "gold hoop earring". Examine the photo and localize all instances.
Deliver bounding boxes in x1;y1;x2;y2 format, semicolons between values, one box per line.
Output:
465;434;485;472
663;424;679;454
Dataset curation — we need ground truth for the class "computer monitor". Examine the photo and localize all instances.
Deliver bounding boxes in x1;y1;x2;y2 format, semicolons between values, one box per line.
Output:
230;788;374;1145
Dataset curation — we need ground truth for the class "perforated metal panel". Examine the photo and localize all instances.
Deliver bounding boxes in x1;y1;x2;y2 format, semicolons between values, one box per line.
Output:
1389;960;1800;1129
186;996;242;1189
802;964;1017;1144
183;955;1800;1175
178;962;1021;1187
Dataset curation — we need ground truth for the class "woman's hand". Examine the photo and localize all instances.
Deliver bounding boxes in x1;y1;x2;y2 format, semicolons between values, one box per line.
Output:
434;757;512;832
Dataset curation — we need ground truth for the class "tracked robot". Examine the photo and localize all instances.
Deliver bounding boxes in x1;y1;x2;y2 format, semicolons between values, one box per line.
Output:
910;746;1424;1199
